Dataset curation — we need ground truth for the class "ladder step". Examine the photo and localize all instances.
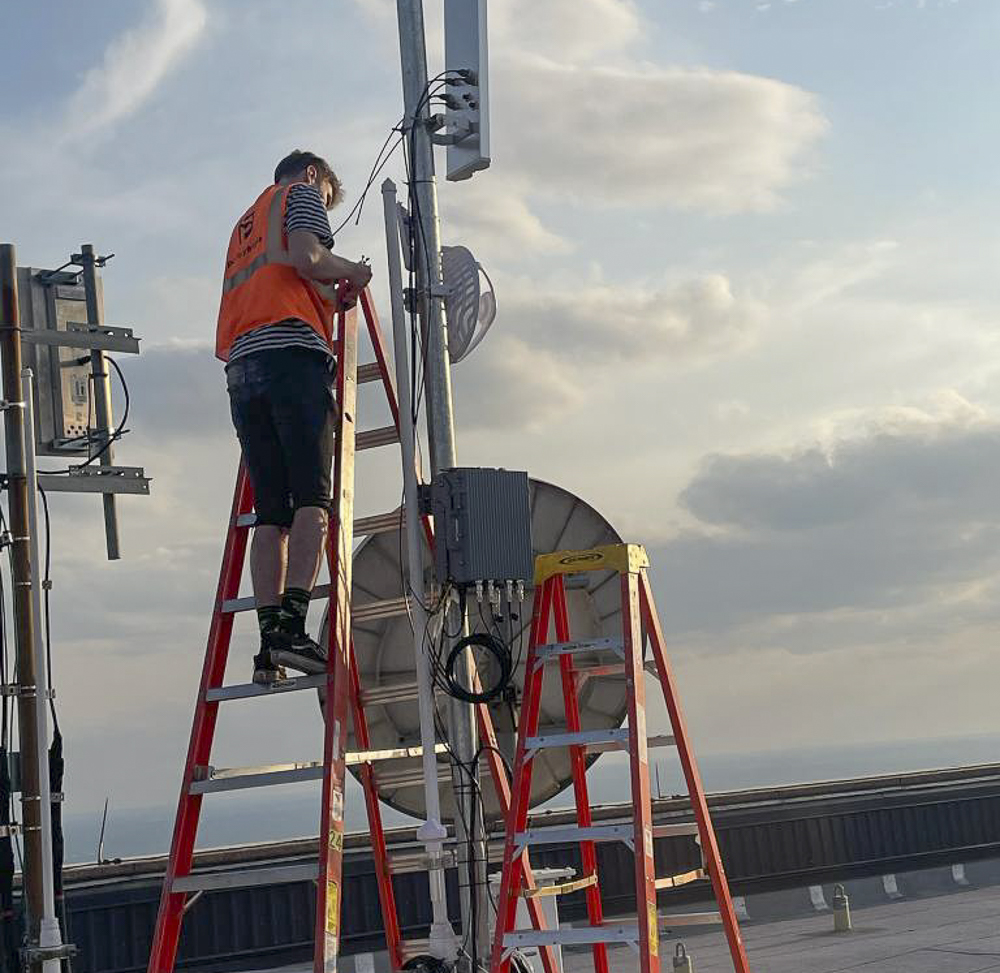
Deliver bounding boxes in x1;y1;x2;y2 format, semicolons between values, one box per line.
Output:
523;729;677;756
191;762;323;794
402;939;432;962
504;914;721;950
660;911;722;927
354;509;405;536
357;425;400;451
505;925;639;948
172;863;317;893
652;823;700;838
514;824;634;854
205;674;326;702
235;509;404;534
522;873;598;898
192;744;452;794
222;588;410;618
655;868;706;890
362;678;419;706
588;732;677;755
388;848;458;874
525;728;631;753
535;637;624;662
354;595;411;623
357;362;383;384
377;762;488;791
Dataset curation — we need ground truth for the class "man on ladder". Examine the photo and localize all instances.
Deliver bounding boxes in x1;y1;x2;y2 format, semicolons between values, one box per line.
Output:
215;149;372;685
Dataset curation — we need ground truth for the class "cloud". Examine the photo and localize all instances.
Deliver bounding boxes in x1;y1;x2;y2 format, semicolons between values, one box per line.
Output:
65;0;208;139
451;334;583;432
491;0;643;61
654;395;1000;637
502;272;761;364
125;341;231;442
438;175;571;258
681;393;995;531
499;59;827;213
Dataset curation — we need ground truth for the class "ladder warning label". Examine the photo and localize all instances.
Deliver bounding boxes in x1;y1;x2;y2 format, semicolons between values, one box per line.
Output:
326;880;340;934
647;903;659;955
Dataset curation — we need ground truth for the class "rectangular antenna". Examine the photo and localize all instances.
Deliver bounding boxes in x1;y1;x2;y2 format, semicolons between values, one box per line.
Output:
443;0;490;181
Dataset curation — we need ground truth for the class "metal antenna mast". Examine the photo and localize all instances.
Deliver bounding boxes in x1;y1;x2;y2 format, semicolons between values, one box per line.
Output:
395;1;489;965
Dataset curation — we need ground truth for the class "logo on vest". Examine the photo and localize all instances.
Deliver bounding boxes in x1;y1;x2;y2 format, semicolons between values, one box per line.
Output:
238;212;255;242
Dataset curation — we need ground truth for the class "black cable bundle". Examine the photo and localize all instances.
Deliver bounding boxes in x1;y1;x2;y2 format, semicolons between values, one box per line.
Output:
48;730;71;973
0;752;19;973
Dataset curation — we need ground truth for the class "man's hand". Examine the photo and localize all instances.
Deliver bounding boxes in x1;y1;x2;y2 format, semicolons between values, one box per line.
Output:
334;260;372;310
346;259;372;291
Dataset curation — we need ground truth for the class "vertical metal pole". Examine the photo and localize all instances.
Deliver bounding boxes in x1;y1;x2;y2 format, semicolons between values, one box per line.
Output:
21;370;64;971
77;244;119;561
382;178;457;961
0;244;59;973
395;3;487;966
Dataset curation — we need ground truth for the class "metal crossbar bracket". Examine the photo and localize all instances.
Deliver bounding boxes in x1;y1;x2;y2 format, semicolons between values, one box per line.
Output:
37;466;150;495
21;321;140;354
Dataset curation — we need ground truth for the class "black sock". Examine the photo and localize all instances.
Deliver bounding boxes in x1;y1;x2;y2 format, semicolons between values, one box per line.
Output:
257;605;282;637
279;587;311;636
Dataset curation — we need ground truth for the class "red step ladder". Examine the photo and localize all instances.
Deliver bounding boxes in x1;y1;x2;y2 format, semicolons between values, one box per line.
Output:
146;289;561;972
491;544;752;973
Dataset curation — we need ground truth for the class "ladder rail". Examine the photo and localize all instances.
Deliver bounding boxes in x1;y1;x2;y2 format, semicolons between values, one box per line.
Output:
349;637;404;971
313;298;360;971
474;683;559;973
552;577;610;973
640;570;751;973
490;577;554;973
147;466;254;971
621;569;660;973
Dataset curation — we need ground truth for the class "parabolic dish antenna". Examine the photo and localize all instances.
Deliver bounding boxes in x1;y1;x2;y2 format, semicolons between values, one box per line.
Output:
441;245;496;363
327;478;629;822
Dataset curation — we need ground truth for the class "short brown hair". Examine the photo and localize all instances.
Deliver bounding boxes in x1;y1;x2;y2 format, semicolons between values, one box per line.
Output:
273;150;343;205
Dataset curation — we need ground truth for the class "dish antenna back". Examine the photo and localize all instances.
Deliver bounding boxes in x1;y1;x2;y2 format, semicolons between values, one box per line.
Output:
331;479;629;822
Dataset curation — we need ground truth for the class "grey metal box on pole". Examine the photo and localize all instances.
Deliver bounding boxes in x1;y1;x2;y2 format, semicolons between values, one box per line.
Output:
430;468;532;587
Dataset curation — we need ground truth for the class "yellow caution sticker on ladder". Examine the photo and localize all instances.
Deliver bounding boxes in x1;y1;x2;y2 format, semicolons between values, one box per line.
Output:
648;903;659;956
326;880;340;934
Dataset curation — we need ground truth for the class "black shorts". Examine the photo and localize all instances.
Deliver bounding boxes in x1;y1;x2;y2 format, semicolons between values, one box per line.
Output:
226;347;336;528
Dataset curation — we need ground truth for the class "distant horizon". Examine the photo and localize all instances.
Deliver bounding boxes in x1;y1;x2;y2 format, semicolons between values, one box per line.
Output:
58;730;1000;865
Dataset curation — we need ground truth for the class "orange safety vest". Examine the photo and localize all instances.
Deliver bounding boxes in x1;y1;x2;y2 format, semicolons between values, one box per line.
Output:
215;184;335;361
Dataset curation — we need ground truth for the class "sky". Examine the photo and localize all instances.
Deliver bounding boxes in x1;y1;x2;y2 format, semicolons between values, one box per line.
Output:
2;0;1000;832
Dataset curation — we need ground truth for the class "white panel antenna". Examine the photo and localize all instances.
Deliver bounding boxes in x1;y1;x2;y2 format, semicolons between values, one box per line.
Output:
442;0;490;181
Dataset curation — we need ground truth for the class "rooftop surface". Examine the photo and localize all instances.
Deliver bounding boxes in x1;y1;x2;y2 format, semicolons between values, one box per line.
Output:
572;884;1000;972
254;881;1000;972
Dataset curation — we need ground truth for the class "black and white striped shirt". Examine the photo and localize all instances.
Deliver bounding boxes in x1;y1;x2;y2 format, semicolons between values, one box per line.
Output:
228;183;335;363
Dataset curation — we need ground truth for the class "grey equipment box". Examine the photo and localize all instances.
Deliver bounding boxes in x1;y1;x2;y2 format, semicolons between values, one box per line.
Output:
430;468;532;587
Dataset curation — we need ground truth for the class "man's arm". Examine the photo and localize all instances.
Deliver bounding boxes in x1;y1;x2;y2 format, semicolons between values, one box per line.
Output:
287;230;369;287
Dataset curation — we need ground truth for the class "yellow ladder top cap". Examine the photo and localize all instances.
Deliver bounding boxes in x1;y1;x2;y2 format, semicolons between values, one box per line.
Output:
534;543;649;584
